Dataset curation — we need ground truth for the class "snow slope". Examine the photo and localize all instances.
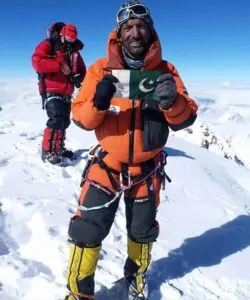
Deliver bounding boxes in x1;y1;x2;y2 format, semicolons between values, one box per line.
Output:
0;81;250;300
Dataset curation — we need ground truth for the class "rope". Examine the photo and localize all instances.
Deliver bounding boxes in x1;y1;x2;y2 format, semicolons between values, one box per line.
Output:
76;145;167;212
77;164;161;212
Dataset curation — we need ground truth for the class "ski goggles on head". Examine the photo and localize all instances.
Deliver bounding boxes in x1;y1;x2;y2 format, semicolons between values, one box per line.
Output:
116;3;150;24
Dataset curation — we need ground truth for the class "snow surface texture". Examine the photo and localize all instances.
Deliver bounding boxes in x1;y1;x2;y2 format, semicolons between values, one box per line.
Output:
0;80;250;300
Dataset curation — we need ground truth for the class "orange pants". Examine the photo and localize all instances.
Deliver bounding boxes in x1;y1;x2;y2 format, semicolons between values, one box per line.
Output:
68;151;162;246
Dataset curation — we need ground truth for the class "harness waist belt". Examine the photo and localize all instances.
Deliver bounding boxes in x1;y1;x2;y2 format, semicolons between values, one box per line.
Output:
46;92;72;101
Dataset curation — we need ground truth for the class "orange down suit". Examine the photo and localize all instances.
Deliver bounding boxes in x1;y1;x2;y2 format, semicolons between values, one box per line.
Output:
70;29;198;242
66;29;198;299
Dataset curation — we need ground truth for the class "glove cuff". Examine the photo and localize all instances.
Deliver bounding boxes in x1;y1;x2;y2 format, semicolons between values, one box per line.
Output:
94;97;110;110
160;97;176;110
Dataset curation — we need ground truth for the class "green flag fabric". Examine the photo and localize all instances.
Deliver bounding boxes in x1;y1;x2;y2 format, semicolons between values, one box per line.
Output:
112;70;164;100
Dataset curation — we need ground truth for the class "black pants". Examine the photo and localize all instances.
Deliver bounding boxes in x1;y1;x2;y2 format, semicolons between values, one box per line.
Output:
68;171;159;247
45;95;71;130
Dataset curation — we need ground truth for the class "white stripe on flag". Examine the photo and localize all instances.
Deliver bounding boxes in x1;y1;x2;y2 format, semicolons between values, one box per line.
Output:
112;70;130;98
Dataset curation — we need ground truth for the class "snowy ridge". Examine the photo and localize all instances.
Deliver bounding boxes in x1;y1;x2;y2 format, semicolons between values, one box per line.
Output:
0;81;250;299
173;121;245;166
174;82;250;168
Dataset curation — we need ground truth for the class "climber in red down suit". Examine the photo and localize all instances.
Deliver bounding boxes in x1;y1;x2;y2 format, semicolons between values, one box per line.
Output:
32;22;86;165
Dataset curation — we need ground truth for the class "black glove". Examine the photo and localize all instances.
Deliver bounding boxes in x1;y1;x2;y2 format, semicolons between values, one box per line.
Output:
72;73;83;88
153;74;177;110
94;75;117;110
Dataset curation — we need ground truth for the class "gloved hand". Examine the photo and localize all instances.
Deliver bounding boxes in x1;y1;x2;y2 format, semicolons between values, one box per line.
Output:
94;75;117;110
56;54;71;76
153;74;177;110
60;63;71;75
72;73;83;88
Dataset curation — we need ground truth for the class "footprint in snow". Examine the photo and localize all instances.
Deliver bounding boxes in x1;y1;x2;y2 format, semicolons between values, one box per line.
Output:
19;132;43;141
0;158;9;168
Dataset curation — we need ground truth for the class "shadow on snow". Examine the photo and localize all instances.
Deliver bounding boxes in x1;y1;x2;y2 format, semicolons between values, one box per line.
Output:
164;146;195;160
95;215;250;299
149;214;250;293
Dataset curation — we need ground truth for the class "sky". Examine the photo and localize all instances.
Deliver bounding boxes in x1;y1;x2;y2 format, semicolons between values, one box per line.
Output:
1;81;250;299
0;0;250;84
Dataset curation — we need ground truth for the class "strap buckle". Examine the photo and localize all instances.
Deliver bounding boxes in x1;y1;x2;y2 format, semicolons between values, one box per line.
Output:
87;144;102;160
120;166;132;190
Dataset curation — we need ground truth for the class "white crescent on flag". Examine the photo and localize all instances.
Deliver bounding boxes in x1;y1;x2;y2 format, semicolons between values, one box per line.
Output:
139;78;155;93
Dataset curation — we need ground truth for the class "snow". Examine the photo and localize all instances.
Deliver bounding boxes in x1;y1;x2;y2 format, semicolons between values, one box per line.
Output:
0;80;250;300
174;82;250;168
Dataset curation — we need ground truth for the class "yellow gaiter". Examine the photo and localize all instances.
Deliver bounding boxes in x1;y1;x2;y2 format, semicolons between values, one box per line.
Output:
66;244;101;299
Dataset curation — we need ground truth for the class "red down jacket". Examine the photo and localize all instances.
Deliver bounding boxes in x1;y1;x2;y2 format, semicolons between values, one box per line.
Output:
32;39;86;96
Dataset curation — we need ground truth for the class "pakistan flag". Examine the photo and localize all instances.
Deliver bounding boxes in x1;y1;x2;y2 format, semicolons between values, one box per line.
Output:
112;70;164;100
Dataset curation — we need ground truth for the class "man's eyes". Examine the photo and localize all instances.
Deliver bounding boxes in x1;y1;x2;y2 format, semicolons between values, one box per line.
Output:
123;25;148;30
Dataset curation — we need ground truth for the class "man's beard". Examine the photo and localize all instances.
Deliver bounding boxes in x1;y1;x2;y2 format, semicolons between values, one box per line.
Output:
124;36;152;59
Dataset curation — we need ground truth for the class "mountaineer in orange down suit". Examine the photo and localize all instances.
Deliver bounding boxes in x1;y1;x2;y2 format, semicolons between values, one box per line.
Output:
65;1;198;299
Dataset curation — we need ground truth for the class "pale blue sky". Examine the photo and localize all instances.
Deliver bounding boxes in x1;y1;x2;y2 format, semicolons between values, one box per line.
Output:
1;0;250;84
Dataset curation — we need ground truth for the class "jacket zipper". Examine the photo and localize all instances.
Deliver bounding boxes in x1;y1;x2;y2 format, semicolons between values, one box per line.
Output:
129;99;136;163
